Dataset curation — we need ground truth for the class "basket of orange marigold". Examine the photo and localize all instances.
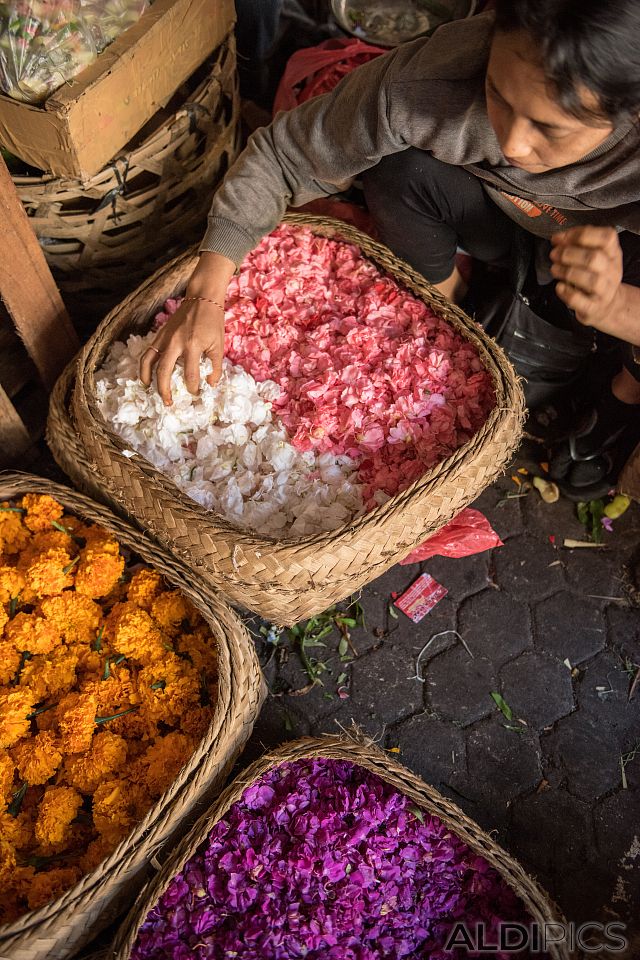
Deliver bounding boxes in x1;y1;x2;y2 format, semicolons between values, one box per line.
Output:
0;472;264;960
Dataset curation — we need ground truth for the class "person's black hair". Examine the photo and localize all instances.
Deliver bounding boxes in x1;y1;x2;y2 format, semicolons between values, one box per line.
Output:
494;0;640;124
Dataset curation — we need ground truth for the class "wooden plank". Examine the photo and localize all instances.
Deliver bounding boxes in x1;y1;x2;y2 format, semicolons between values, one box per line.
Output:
0;154;79;391
0;382;31;464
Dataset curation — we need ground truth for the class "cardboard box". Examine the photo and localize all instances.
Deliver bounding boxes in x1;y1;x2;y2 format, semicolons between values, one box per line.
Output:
0;0;235;180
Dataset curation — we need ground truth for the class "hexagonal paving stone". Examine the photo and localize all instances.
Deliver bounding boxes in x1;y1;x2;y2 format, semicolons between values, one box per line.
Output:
472;483;525;541
492;535;565;601
534;592;606;665
450;717;542;805
576;651;639;746
563;546;621;599
543;711;625;800
499;651;574;730
345;641;425;730
507;787;595;875
606;604;640;663
423;552;490;603
425;645;496;726
457;589;532;667
391;714;465;789
594;787;640;865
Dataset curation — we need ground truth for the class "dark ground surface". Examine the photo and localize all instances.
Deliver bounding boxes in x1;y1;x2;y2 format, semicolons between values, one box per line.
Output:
232;443;640;956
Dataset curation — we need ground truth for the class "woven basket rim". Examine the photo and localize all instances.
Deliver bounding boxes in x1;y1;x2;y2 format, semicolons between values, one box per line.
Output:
0;471;261;937
73;212;525;551
113;732;571;960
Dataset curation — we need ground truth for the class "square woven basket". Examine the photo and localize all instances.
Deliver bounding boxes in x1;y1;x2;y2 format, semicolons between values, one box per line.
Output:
69;213;525;625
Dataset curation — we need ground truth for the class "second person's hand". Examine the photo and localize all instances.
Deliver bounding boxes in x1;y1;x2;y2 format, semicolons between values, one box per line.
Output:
139;251;236;405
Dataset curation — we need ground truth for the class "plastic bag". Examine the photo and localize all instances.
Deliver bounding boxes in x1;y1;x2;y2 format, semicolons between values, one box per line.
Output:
0;0;147;103
273;37;387;115
400;508;503;564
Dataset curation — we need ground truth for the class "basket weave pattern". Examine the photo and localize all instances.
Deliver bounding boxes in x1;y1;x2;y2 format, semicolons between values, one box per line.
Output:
0;473;264;960
112;734;572;960
12;37;239;296
71;214;525;624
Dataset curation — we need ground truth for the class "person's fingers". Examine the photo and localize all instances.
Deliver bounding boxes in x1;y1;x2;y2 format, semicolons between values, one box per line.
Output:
183;346;202;396
550;244;611;272
155;345;182;405
205;344;223;386
550;263;603;297
551;226;618;251
139;344;163;386
555;281;593;319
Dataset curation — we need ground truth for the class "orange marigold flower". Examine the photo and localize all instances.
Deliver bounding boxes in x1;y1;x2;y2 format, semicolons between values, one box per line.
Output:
0;809;34;851
127;568;164;611
0;602;8;635
75;543;124;600
70;643;103;677
18;530;74;566
177;628;218;684
12;731;63;786
150;591;197;637
112;607;170;664
21;494;64;533
35;785;82;853
21;549;75;597
27;866;82;911
64;731;128;795
92;779;151;846
0;504;30;556
0;835;17;885
0;688;34;748
55;691;97;754
138;655;201;725
80;662;139;718
22;645;80;712
0;566;26;605
0;752;14;809
129;731;194;799
0;641;22;686
80;835;117;875
39;592;102;645
180;705;213;741
4;612;61;656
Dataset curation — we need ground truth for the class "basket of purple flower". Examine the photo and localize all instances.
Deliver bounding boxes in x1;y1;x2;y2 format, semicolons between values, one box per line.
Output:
112;734;572;960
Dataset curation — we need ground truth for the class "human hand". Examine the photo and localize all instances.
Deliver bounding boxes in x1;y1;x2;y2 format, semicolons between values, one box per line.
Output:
139;251;235;404
550;226;623;331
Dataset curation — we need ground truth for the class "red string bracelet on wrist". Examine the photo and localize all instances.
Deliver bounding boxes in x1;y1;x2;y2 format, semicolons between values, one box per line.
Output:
182;295;225;310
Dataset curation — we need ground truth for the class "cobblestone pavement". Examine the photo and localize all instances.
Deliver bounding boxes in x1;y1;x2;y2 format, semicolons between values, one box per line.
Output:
241;458;640;951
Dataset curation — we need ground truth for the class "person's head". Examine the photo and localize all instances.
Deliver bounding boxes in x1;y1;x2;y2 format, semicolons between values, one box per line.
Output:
488;0;640;173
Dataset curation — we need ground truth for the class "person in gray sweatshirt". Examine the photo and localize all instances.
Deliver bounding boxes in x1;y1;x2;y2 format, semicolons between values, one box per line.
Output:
141;0;640;499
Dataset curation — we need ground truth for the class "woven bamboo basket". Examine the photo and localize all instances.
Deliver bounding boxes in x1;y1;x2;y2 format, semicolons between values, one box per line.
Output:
71;213;525;625
12;35;239;312
112;733;572;960
0;473;264;960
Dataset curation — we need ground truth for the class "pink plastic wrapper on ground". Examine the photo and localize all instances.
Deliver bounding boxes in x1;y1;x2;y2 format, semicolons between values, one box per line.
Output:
400;508;503;565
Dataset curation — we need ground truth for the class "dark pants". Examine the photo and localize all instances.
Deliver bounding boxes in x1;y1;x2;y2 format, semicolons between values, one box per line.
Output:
361;148;640;382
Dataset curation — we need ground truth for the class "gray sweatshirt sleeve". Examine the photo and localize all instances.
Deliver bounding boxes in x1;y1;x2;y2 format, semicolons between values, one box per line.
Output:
200;46;411;266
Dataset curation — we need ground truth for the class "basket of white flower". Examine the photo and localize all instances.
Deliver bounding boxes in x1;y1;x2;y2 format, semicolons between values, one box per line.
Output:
69;213;525;625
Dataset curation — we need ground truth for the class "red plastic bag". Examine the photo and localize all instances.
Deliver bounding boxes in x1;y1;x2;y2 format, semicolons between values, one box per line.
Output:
400;508;503;564
273;38;387;114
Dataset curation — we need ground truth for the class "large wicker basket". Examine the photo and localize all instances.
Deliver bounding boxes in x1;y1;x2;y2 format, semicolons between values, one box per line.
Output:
0;473;264;960
71;213;525;625
112;733;572;960
13;35;239;322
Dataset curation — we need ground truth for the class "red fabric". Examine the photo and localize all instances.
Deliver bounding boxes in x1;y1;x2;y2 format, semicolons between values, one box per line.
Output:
273;38;387;114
